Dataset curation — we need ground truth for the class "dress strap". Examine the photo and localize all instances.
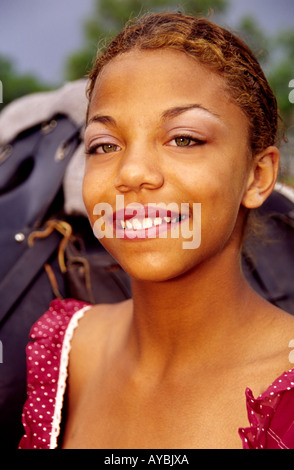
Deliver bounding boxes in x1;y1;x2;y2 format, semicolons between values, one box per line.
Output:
18;299;90;449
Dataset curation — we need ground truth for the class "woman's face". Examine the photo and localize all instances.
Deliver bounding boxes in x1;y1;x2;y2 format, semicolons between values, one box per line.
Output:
83;49;253;281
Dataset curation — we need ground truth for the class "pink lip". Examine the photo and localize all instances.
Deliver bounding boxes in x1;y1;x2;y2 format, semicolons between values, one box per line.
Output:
114;205;173;220
112;205;185;240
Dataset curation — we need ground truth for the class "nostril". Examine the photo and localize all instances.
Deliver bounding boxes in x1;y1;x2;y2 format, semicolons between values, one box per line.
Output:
0;156;35;195
114;164;164;193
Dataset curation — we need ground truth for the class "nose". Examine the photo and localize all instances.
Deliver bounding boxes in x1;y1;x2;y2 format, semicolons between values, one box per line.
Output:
114;144;164;193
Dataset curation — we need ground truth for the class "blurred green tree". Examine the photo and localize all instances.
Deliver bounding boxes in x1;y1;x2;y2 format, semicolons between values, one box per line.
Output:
236;16;294;129
268;29;294;128
0;55;52;108
236;15;270;65
65;0;228;80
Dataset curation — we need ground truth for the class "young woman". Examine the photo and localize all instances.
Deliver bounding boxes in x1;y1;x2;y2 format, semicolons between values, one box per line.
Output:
19;12;294;449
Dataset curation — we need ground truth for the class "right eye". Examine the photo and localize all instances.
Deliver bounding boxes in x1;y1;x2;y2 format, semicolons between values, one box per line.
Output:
100;143;120;154
86;143;121;155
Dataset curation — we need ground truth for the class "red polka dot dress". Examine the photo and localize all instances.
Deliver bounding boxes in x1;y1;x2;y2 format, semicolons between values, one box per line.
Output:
18;299;294;449
18;299;90;449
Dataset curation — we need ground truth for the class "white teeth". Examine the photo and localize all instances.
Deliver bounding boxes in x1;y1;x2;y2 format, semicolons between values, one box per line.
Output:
132;218;142;230
142;217;153;229
153;217;162;226
120;215;183;230
126;220;133;229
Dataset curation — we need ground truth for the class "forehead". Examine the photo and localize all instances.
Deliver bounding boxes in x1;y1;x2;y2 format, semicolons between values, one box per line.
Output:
91;49;224;98
88;49;247;129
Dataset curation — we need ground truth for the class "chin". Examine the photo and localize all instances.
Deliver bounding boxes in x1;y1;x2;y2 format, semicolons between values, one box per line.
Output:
120;254;200;284
98;237;207;283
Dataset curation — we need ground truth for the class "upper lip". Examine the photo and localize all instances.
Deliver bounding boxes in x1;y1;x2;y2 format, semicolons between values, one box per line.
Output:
113;205;182;222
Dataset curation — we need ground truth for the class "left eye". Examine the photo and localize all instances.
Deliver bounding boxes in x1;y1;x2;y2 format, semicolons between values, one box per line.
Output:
174;137;194;147
170;136;205;147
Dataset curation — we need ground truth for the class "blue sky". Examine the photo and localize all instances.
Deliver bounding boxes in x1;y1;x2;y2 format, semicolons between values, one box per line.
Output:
0;0;293;85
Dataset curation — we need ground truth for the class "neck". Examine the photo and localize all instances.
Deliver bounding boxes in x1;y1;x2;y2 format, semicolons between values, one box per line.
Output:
128;246;256;372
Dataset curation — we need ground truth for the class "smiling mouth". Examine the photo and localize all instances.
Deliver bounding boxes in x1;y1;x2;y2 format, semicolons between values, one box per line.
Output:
113;206;188;239
119;214;186;231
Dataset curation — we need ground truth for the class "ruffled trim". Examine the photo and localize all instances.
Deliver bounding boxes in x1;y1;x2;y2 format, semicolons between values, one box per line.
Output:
49;305;91;449
239;368;294;449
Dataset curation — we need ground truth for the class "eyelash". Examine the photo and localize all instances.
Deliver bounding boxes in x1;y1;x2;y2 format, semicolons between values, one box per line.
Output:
169;134;206;148
86;143;120;155
86;134;206;155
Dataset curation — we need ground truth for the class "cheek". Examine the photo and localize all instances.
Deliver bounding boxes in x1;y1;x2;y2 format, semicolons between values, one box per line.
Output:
82;172;94;222
194;165;248;241
82;166;108;225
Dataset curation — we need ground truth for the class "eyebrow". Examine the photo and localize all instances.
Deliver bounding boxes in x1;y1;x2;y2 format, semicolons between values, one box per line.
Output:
160;104;221;122
86;104;221;129
86;114;117;128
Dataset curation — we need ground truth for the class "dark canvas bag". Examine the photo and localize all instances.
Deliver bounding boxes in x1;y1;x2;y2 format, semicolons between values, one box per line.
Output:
0;114;82;448
242;189;294;316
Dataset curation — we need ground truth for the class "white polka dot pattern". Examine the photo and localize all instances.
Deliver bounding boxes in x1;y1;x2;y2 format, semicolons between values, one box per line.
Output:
18;299;90;449
239;370;294;448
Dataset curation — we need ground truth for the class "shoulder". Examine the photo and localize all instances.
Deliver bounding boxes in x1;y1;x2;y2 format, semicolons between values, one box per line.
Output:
258;302;294;374
265;304;294;362
238;294;294;396
69;298;133;355
248;294;294;361
67;299;133;384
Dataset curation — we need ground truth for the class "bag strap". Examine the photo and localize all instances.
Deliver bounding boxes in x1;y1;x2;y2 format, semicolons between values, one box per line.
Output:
0;229;62;324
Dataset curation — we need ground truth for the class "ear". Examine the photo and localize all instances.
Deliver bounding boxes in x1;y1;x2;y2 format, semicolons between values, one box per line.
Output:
242;146;280;209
